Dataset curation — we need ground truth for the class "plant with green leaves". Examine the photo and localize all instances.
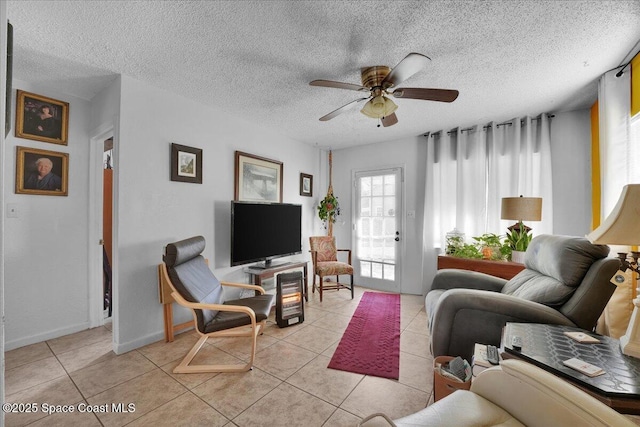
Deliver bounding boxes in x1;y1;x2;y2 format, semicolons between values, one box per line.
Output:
472;233;503;247
505;221;533;252
452;243;482;259
445;234;465;255
318;193;340;225
472;233;507;260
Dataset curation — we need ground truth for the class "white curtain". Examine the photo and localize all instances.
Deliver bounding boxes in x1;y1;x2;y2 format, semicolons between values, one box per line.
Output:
597;68;634;339
598;69;632;217
422;114;553;292
487;115;553;235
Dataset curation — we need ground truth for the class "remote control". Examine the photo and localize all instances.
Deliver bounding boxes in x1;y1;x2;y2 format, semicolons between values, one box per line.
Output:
486;345;499;365
512;335;523;351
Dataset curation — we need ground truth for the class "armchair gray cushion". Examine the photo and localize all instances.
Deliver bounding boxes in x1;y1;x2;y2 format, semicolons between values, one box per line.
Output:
426;235;619;363
501;234;610;306
164;235;273;334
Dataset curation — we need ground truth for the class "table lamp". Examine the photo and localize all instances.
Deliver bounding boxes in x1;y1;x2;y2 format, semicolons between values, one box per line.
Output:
586;184;640;358
500;195;543;233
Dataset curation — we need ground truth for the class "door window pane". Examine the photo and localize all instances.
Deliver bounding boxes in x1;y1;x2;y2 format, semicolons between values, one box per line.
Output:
384;264;395;280
371;262;383;279
372;176;383;196
384;175;395;195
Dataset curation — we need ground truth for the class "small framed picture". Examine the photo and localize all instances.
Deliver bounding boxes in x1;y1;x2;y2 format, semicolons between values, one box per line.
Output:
234;151;283;202
16;146;68;196
15;90;69;145
300;173;313;197
171;143;202;184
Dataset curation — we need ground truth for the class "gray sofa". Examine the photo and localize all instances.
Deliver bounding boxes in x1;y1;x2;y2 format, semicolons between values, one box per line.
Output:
425;235;619;362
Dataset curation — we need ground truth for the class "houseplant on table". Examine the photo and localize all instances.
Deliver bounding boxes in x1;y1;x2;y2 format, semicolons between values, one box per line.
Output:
472;233;508;260
505;220;532;263
448;233;509;261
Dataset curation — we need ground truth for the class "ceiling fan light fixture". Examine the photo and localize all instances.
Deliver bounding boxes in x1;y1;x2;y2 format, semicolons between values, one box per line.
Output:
360;95;398;119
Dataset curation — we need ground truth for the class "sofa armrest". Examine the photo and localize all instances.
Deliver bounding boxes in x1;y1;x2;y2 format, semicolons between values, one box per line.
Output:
472;360;636;427
431;289;575;362
430;269;508;293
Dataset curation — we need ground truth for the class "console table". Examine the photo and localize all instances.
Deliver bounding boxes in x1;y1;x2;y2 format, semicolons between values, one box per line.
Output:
501;322;640;414
437;255;525;280
244;261;309;301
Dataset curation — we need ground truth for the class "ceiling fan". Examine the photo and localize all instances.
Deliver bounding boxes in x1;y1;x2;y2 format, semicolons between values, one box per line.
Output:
310;53;459;127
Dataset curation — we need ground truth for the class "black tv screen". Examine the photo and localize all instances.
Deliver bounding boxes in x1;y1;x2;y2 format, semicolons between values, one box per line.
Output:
231;201;302;267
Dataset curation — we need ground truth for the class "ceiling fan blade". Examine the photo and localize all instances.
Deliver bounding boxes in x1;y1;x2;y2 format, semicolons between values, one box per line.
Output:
382;53;431;88
319;97;369;121
310;80;369;92
391;88;459;103
381;113;398;127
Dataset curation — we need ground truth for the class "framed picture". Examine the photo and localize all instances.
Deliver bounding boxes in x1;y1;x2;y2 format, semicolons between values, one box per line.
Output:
16;146;68;196
15;90;69;145
234;151;283;202
300;173;313;197
171;143;202;184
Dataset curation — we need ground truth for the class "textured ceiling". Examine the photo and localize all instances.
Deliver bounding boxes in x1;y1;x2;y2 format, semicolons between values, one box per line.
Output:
6;1;640;149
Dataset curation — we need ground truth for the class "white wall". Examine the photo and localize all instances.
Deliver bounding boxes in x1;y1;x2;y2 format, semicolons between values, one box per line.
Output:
2;0;9;409
549;109;593;236
330;113;593;296
113;75;319;352
5;80;92;349
330;136;427;295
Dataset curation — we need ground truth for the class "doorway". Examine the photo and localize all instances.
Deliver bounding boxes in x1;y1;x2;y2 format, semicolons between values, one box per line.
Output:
89;125;116;333
353;167;403;293
102;138;114;321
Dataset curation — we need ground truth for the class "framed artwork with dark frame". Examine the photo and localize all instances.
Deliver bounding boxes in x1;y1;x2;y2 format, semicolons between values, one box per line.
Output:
171;143;202;184
15;90;69;145
300;173;313;197
16;146;68;196
234;151;283;202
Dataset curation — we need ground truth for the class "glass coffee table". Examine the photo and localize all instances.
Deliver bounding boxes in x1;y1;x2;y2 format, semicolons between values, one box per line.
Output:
500;322;640;414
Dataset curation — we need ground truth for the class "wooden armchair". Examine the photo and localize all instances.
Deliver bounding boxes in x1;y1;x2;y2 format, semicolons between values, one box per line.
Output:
309;236;354;302
159;235;274;373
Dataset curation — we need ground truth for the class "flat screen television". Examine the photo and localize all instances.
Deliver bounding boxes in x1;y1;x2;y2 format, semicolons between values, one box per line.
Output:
231;201;302;268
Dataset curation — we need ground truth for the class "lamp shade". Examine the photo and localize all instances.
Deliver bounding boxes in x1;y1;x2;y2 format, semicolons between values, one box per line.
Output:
360;95;398;119
501;196;542;221
586;184;640;246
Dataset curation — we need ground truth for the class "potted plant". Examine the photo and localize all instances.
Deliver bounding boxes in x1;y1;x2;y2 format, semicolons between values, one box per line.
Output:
318;193;340;234
451;242;482;259
472;233;506;260
505;221;532;263
445;228;465;255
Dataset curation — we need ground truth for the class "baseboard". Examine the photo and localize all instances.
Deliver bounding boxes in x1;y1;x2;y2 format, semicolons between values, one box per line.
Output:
114;330;166;354
5;321;90;351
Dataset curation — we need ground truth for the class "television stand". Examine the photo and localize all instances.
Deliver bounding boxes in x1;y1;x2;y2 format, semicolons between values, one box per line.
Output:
251;260;289;270
244;261;308;302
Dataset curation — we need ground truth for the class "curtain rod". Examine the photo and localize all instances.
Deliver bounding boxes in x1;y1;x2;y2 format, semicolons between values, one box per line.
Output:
426;115;555;137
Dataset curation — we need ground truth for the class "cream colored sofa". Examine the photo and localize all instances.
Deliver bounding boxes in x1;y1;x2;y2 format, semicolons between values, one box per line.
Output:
359;359;635;427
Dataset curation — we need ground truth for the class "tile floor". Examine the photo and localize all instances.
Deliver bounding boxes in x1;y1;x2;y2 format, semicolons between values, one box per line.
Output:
4;286;432;427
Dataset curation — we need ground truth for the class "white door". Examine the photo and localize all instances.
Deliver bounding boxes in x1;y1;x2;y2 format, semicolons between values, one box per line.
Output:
354;168;403;293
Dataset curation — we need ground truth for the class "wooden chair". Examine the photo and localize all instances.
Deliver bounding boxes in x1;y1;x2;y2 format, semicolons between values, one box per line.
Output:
159;235;274;373
309;236;354;302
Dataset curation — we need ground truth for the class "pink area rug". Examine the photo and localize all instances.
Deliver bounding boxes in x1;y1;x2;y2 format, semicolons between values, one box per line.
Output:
328;292;400;379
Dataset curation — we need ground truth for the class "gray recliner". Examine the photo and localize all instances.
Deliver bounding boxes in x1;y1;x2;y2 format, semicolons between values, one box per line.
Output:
426;235;619;362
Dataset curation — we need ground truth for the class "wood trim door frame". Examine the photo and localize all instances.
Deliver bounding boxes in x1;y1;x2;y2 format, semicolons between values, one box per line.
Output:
88;122;117;332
